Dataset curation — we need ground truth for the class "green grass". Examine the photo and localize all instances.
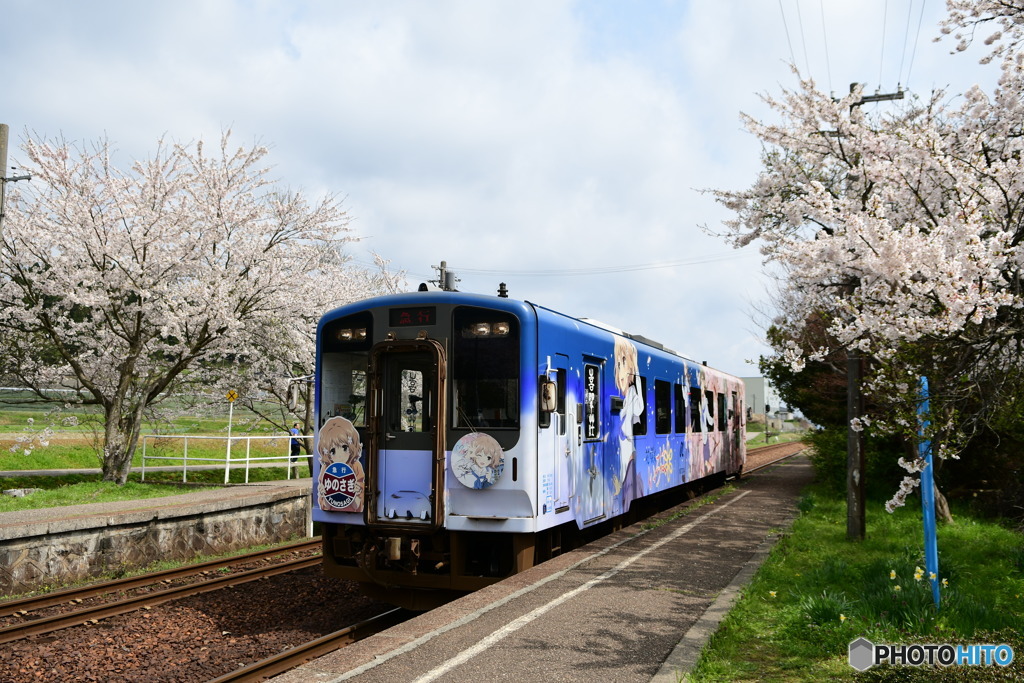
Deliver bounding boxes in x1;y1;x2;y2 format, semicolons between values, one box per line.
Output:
0;399;312;512
688;486;1024;681
0;480;207;513
749;431;806;445
0;464;312;512
0;398;300;472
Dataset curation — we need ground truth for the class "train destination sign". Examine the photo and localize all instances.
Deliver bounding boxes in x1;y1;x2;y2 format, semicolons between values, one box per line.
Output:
389;306;436;327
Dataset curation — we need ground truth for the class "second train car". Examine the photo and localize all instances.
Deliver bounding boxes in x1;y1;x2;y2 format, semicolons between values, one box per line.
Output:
312;289;745;608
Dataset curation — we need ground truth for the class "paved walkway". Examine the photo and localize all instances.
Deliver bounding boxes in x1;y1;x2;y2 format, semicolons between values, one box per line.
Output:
275;455;814;683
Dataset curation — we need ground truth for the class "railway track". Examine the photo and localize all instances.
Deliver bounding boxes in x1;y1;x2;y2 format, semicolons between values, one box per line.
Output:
0;538;322;644
214;441;810;681
209;608;409;683
743;440;806;474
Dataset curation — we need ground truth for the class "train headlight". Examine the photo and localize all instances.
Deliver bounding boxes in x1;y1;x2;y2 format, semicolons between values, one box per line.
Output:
492;322;510;336
470;322;491;337
336;328;367;341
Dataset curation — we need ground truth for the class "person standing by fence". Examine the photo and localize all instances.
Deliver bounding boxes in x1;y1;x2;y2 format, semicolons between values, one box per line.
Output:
290;423;302;477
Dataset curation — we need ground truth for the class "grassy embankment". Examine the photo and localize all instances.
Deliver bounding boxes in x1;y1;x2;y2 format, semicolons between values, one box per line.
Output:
0;403;310;512
688;477;1024;681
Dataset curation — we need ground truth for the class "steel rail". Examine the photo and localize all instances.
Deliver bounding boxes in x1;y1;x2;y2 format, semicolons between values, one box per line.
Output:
0;555;321;644
207;608;408;683
743;442;806;475
0;537;321;618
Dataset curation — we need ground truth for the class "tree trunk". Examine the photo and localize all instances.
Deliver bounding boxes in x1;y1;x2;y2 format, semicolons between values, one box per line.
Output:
934;482;954;524
302;379;314;455
100;403;145;485
101;428;133;484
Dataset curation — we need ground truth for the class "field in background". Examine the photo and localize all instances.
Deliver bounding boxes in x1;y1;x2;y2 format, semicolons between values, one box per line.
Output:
0;388;302;472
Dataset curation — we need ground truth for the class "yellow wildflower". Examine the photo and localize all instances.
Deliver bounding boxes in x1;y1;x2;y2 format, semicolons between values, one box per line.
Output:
889;570;896;580
769;591;777;598
840;614;847;623
941;578;948;588
929;572;937;580
894;585;902;592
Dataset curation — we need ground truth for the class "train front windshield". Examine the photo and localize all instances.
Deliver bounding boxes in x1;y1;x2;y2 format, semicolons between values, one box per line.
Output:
319;305;521;437
319;311;372;428
451;307;520;431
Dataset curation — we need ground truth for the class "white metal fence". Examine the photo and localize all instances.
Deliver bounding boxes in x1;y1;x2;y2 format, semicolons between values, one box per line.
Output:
139;434;312;484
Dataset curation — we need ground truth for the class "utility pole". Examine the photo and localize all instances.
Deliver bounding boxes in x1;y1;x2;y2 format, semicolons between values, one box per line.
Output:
0;123;9;237
844;84;903;542
432;260;459;291
0;123;32;237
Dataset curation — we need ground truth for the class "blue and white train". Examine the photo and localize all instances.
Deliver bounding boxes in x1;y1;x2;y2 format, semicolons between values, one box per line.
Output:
312;289;745;608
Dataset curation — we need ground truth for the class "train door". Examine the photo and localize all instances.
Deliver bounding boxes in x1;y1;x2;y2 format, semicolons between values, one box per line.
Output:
580;358;609;523
550;354;575;513
730;389;743;474
368;340;446;526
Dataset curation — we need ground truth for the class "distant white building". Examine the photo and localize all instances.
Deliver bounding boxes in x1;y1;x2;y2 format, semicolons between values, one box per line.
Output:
740;377;782;421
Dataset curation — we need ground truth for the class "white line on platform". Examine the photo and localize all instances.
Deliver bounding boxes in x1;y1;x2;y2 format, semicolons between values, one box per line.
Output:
413;490;752;682
327;489;751;683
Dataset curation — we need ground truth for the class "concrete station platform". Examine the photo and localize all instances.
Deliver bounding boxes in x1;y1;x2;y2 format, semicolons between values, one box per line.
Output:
0;477;312;596
276;455;814;683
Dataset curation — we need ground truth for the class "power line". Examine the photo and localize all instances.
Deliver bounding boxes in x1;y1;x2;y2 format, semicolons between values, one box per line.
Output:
778;0;798;70
905;0;928;89
878;0;889;90
449;251;758;278
794;0;812;79
898;0;914;87
819;0;833;94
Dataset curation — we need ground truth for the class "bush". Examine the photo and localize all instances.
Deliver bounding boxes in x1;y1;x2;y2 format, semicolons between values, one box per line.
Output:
805;425;906;497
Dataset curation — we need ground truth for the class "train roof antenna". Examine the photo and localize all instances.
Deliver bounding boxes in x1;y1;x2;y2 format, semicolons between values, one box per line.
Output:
430;260;460;291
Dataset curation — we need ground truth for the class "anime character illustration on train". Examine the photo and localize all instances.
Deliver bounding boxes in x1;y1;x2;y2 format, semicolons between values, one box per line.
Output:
316;415;365;513
311;285;745;609
452;432;505;489
613;337;644;509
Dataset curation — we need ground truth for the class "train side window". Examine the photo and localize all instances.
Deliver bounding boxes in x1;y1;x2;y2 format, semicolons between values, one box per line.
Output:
557;368;567;436
674;383;687;433
689;387;702;432
634;376;648;436
539;375;555;429
717;392;727;432
655;379;671;434
541;369;568;434
705;390;715;432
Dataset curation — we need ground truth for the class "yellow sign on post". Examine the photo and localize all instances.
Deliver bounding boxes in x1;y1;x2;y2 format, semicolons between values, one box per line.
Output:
225;390;238;483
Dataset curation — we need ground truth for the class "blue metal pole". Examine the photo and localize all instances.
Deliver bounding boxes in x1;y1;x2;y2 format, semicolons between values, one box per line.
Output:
918;377;940;608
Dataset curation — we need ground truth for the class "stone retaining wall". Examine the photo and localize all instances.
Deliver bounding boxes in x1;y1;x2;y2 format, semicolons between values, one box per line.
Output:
0;487;311;596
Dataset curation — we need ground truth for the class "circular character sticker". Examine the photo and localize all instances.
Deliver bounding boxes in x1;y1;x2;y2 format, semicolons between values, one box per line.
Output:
452;432;504;489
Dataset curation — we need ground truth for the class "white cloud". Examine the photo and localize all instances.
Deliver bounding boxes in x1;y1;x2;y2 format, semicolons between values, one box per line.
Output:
0;0;998;379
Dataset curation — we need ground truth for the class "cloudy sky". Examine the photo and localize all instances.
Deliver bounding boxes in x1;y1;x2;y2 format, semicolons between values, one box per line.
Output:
0;1;998;379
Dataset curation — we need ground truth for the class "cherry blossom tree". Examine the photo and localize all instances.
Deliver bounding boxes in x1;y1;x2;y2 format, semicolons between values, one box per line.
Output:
709;0;1024;513
0;132;394;483
229;253;404;449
